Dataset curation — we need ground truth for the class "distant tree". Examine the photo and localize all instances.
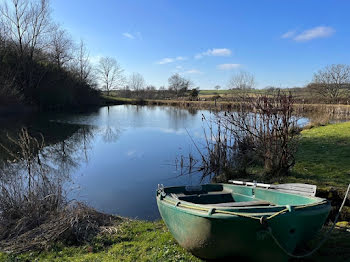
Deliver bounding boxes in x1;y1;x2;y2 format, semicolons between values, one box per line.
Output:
190;88;199;100
129;73;145;97
168;73;192;97
264;86;281;93
228;71;255;90
146;85;156;91
309;64;350;101
214;85;221;92
97;57;124;96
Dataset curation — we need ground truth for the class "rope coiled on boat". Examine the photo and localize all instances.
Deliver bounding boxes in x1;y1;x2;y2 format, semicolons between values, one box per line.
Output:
159;183;350;258
161;197;325;221
268;183;350;258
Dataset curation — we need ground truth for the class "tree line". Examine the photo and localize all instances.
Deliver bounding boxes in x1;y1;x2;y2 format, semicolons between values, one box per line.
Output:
109;64;350;104
0;0;199;108
98;56;198;100
0;0;98;110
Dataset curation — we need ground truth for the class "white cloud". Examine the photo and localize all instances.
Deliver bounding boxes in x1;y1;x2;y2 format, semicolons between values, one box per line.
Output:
208;48;232;56
156;56;187;64
122;32;135;39
282;26;335;42
157;58;174;64
281;30;296;39
195;48;232;59
217;63;241;70
176;56;186;61
184;69;203;74
294;26;334;41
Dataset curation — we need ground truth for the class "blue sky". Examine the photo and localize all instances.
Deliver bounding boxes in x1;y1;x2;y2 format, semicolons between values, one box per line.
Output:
51;0;350;89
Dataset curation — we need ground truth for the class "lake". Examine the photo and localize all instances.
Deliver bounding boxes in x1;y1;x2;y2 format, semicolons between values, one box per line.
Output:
1;105;214;220
0;105;345;220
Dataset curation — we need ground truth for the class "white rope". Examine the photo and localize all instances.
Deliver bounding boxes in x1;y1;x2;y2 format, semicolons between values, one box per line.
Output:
268;183;350;258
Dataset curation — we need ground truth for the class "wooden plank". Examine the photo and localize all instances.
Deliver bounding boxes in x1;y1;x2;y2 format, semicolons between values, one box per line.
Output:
270;184;316;197
228;180;317;197
204;200;272;207
228;180;271;188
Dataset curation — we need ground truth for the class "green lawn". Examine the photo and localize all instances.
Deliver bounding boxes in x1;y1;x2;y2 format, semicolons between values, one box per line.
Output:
0;220;200;262
289;121;350;189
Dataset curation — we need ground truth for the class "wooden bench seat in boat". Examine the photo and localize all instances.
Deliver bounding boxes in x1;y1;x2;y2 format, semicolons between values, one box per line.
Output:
172;192;274;207
203;200;272;207
174;192;234;204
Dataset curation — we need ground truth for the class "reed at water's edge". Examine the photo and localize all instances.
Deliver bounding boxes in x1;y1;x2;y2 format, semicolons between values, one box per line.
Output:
103;95;350;116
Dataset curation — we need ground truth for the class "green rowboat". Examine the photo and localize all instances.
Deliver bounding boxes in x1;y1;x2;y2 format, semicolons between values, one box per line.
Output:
156;182;331;261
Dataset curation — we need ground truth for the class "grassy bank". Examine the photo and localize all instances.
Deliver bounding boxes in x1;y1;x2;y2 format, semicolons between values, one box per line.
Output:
0;220;200;262
288;121;350;189
1;220;349;262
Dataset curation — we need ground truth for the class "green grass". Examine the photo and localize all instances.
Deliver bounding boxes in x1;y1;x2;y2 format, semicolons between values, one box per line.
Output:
288;121;350;189
0;220;200;262
1;221;349;262
101;95;138;103
199;89;232;95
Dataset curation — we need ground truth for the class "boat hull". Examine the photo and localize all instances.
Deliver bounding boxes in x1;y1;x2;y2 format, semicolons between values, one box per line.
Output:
156;184;331;261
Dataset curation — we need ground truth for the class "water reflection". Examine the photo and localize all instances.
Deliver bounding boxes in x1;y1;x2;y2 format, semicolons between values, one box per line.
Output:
1;105;348;221
0;106;205;220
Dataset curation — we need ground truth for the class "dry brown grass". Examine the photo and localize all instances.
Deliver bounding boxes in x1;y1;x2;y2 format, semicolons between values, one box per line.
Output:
0;202;122;254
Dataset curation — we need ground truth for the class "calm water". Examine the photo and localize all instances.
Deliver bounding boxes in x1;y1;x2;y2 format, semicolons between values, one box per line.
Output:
1;105;344;220
1;105;214;220
65;105;209;220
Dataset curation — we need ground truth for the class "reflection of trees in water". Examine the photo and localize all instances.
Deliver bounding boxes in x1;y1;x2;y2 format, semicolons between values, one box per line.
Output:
45;125;95;175
101;106;122;143
0;129;69;224
0;123;96;192
302;111;350;125
0;123;96;226
164;106;198;131
102;126;121;143
0;126;96;243
188;107;199;116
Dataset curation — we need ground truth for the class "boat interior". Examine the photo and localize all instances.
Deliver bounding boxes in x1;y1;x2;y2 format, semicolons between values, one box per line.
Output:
165;183;319;208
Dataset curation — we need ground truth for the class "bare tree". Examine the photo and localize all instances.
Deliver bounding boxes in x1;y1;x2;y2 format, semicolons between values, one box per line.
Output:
0;0;51;59
168;73;192;97
228;71;255;90
129;72;145;97
309;64;350;101
0;0;52;92
0;21;6;49
75;40;92;84
49;26;73;68
97;57;124;96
